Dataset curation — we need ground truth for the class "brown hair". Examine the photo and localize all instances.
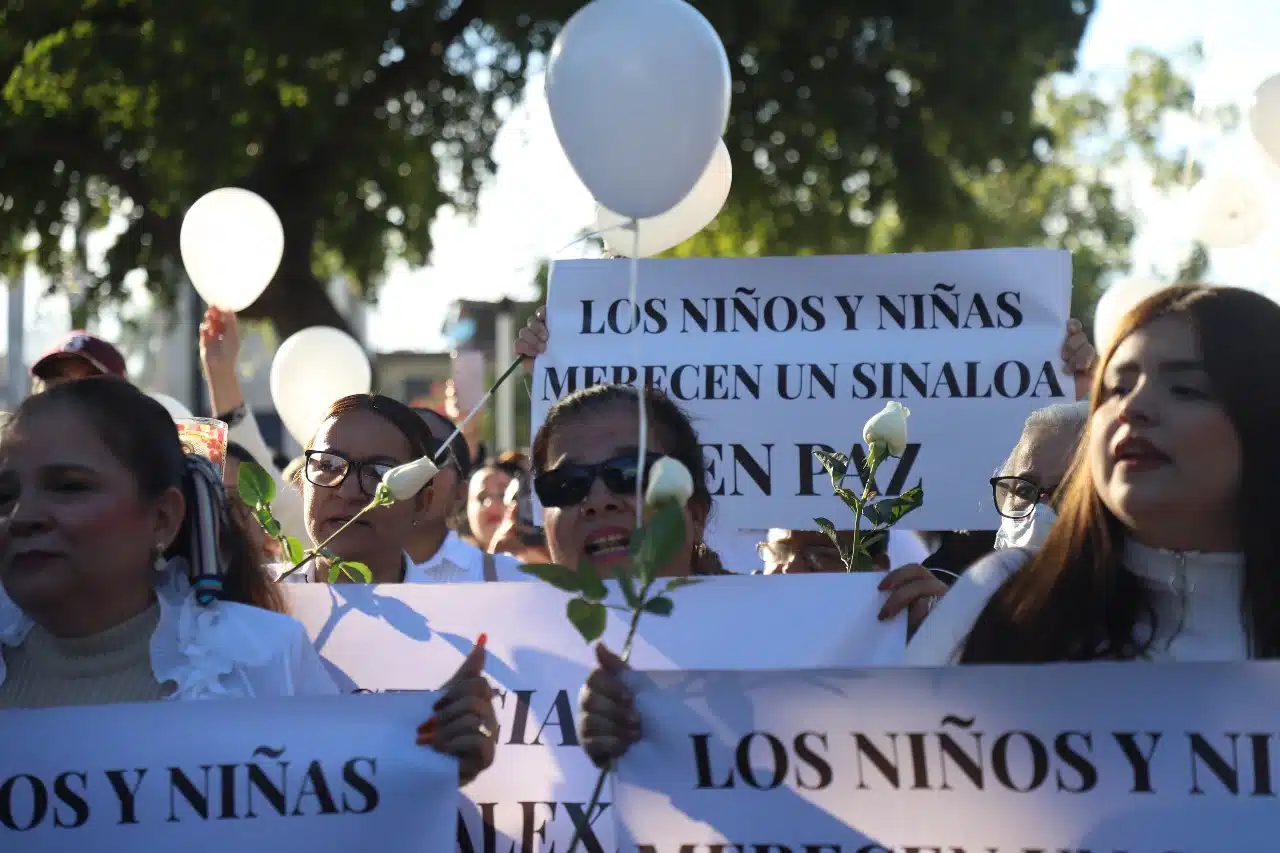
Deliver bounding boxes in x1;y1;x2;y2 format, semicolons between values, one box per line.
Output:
962;285;1280;662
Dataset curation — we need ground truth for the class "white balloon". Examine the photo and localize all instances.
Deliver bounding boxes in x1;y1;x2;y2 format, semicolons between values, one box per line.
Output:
1249;74;1280;170
270;327;372;446
181;188;284;312
546;0;731;220
1093;279;1172;356
1193;173;1270;249
596;139;732;257
149;392;194;420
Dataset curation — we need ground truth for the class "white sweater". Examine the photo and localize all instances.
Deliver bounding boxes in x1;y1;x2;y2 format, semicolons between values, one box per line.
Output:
904;540;1248;665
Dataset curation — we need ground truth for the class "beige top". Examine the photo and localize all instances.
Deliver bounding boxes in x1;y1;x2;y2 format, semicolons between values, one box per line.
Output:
0;603;172;710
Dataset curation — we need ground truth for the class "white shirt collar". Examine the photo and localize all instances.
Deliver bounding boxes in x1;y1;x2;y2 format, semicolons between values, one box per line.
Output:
0;566;278;698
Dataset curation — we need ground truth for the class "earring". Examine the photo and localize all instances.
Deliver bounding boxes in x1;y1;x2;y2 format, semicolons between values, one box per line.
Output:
153;545;168;573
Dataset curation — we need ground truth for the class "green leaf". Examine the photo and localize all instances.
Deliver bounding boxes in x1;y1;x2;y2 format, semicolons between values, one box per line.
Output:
663;577;703;594
629;502;686;583
261;516;281;539
576;558;608;602
812;448;849;489
327;562;342;583
615;563;641;608
862;501;884;527
341;561;373;583
567;598;607;644
237;462;275;506
519;562;584;594
642;596;675;617
833;485;862;512
813;516;842;550
283;536;306;565
868;482;925;527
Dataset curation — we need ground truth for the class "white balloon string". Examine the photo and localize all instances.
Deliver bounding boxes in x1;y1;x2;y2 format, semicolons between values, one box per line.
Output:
628;220;647;525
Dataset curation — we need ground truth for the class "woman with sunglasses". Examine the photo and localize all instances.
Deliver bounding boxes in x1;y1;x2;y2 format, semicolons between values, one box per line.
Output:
532;383;729;581
280;394;524;584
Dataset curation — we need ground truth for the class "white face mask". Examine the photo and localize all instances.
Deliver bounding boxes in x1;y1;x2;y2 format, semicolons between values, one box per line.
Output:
994;504;1058;550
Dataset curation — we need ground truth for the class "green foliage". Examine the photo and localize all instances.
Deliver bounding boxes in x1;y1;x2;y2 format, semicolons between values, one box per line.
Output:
237;460;374;583
0;2;1214;341
813;448;923;572
672;39;1234;328
566;598;607;644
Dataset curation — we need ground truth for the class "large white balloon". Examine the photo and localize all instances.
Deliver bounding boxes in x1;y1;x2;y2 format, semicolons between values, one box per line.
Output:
546;0;731;220
1094;279;1172;356
1249;74;1280;169
596;139;732;257
1193;174;1270;249
181;188;284;312
149;392;194;420
270;327;372;446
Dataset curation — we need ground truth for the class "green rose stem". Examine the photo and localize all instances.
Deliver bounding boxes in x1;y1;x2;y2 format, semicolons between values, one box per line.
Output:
273;495;384;581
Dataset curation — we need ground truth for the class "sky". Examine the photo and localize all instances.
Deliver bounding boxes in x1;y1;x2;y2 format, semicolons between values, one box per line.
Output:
4;0;1280;363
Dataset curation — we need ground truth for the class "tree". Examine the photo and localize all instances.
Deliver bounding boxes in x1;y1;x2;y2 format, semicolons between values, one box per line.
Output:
1;1;1098;336
676;42;1237;328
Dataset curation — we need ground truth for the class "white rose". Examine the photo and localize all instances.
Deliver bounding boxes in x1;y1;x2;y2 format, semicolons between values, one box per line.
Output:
862;401;911;457
379;456;440;502
644;456;695;508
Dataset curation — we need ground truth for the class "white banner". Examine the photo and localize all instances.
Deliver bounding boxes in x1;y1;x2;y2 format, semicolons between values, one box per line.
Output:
0;693;457;853
533;249;1073;532
286;575;905;852
614;663;1280;851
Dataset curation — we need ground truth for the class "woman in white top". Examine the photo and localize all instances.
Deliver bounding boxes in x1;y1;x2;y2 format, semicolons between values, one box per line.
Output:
0;378;497;784
906;284;1275;666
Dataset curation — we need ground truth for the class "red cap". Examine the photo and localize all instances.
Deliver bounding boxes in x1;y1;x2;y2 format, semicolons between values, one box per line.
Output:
31;331;127;380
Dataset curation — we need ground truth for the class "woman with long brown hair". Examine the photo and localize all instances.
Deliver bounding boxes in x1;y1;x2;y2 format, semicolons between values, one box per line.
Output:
906;284;1280;664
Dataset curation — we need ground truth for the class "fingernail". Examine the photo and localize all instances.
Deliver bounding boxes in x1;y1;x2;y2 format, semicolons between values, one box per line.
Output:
477;633;488;647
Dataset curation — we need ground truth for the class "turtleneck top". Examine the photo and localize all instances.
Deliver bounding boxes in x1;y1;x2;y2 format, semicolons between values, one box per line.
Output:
903;540;1247;665
0;603;172;710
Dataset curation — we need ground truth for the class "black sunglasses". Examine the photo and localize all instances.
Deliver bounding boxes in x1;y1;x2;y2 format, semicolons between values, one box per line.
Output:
305;450;397;500
534;452;664;509
989;475;1055;520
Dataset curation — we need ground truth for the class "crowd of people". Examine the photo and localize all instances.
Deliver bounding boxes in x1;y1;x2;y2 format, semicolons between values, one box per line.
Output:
3;282;1274;807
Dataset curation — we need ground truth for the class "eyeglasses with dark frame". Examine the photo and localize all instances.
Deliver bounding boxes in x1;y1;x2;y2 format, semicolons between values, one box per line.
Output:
304;450;398;500
989;476;1056;520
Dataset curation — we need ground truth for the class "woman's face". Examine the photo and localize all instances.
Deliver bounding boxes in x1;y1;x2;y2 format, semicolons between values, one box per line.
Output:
0;404;183;618
541;403;704;577
467;468;512;548
1008;423;1080;509
303;410;423;563
1090;314;1241;549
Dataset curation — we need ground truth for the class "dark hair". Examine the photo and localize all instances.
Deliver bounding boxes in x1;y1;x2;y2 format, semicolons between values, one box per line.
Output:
531;384;723;575
8;377;283;612
962;285;1280;662
495;449;528;478
413;407;472;479
227;442;255;466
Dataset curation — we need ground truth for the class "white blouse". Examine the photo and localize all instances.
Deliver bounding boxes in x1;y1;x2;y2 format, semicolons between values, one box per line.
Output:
0;573;338;699
904;540;1248;665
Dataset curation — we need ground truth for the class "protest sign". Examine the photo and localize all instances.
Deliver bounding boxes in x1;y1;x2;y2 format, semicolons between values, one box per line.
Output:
0;693;457;853
532;249;1073;533
613;662;1280;852
285;574;905;853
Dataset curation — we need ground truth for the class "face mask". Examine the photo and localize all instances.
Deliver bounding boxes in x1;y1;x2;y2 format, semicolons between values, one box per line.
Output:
994;504;1058;550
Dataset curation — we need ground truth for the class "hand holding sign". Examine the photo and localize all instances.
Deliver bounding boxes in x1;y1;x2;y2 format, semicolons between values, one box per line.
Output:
419;635;498;787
